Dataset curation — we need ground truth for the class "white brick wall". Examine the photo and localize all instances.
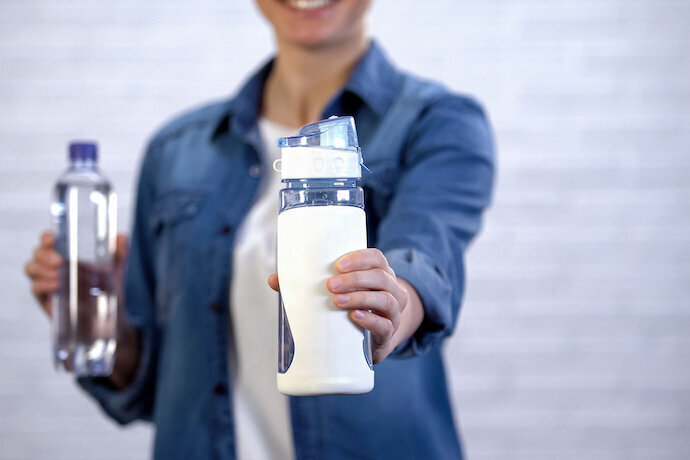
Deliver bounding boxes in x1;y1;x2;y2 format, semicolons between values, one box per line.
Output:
1;1;688;459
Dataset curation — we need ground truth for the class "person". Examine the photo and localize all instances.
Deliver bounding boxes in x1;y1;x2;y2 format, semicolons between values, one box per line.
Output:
24;0;495;459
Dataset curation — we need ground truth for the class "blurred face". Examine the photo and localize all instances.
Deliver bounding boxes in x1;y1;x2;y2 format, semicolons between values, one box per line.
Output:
255;0;372;49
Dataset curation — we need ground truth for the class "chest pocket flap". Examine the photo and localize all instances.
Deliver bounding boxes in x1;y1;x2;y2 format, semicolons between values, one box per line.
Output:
150;189;208;234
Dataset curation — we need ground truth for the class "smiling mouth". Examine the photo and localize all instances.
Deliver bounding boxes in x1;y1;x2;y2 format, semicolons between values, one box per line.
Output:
284;0;338;11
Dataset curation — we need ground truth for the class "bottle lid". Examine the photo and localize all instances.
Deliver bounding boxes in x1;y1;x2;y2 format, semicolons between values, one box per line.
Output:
275;116;366;179
69;141;98;162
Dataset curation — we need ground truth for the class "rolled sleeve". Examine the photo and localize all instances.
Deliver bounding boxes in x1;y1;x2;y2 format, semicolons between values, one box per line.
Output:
385;247;456;358
378;94;495;358
76;324;157;424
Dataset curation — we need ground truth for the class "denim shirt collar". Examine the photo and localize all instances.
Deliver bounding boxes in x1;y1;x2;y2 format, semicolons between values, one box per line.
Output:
211;40;402;147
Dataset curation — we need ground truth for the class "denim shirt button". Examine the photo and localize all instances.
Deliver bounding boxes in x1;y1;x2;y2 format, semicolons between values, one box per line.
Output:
249;164;262;178
220;225;232;235
213;383;226;396
209;301;222;313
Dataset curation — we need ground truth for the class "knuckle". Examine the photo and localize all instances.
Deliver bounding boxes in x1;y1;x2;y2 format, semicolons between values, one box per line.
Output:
398;287;409;310
391;314;401;330
384;292;396;314
383;320;395;339
372;248;384;263
383;270;397;289
375;269;388;287
375;248;392;270
351;271;362;288
388;265;397;278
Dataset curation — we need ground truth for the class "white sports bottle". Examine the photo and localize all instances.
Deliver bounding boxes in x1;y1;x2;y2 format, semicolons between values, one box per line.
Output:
275;116;374;395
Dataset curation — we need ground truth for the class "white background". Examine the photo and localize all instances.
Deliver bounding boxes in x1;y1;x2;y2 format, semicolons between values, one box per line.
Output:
1;1;689;459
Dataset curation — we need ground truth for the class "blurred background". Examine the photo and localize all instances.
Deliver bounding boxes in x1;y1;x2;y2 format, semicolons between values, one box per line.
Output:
1;0;689;459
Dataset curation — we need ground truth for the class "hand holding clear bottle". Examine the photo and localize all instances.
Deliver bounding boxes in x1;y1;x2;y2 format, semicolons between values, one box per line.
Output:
25;232;139;388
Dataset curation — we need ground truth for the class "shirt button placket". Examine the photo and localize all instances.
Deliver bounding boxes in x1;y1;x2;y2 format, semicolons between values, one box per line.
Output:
213;383;226;396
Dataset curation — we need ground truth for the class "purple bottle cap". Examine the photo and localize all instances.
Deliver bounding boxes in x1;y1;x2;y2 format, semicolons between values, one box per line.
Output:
69;141;98;162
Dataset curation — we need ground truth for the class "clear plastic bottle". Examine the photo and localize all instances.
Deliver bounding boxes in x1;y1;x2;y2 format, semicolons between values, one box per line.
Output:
50;142;117;376
275;116;374;395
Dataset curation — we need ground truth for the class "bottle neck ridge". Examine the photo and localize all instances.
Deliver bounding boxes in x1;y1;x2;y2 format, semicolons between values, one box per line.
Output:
69;158;97;170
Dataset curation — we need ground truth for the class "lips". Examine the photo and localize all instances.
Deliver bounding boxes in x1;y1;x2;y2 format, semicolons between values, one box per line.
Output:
284;0;338;11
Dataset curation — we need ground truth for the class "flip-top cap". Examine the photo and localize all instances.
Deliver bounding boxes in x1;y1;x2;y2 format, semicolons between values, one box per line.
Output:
276;116;364;179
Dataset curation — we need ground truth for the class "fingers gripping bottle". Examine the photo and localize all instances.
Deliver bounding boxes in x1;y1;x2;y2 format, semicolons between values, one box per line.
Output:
50;142;118;376
275;116;374;395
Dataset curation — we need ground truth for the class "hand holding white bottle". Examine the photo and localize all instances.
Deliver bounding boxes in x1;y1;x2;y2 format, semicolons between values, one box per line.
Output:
271;116;425;395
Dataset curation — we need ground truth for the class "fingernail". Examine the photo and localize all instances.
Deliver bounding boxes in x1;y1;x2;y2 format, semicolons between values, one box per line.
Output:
329;277;342;289
338;258;351;270
335;294;350;305
354;310;366;319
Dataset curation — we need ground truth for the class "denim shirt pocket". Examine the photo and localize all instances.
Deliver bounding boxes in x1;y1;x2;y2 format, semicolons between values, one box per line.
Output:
149;189;208;323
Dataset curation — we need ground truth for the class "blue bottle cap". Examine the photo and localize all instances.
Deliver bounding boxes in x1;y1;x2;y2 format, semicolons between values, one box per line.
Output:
69;141;98;162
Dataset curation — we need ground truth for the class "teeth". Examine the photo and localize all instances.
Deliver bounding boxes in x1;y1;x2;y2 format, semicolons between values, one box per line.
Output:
286;0;335;11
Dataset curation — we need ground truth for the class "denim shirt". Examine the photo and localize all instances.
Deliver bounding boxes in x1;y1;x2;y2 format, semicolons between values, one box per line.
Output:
79;41;495;460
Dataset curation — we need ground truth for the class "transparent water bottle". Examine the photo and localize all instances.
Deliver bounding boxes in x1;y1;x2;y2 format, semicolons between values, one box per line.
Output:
50;141;117;376
275;116;374;395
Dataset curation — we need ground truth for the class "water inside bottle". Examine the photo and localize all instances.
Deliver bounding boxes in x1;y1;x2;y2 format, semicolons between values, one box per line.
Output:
53;260;116;375
52;176;117;376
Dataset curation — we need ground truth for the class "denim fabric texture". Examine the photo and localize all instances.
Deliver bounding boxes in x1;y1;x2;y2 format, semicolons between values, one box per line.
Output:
78;41;495;460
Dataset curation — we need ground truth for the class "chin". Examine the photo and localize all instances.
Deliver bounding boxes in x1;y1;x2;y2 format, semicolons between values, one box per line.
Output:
285;28;344;48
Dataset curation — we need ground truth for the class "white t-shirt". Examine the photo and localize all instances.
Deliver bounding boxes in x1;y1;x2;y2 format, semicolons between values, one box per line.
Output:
229;118;296;460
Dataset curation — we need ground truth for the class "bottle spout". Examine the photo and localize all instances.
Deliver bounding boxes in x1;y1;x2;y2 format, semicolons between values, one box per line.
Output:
278;116;359;151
